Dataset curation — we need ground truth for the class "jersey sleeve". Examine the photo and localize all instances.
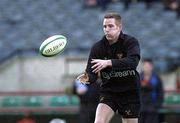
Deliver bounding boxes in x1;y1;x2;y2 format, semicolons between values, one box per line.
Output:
85;45;98;84
111;38;141;70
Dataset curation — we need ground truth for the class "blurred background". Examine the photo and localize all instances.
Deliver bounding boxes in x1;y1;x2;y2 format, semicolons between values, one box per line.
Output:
0;0;179;123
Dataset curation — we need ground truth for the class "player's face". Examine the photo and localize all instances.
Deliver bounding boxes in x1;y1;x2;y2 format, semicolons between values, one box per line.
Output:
103;18;122;42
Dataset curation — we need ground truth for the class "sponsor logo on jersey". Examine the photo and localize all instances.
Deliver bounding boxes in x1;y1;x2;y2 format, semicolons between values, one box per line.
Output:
117;53;123;59
102;70;136;80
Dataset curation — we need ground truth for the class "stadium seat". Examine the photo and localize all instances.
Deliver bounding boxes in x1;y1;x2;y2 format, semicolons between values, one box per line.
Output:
1;96;21;107
50;95;70;107
23;96;43;107
164;94;180;105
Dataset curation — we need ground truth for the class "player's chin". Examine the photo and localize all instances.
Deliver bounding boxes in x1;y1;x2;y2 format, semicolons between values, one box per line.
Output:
105;36;113;41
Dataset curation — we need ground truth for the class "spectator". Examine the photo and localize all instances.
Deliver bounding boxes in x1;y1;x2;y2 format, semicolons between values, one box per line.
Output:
49;118;66;123
83;0;97;8
123;0;154;10
97;0;111;10
73;79;100;123
163;0;180;19
83;0;111;10
17;117;36;123
123;0;132;10
144;0;153;9
139;58;164;123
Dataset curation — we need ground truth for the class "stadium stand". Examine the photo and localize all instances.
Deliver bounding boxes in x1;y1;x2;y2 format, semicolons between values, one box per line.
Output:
0;0;179;73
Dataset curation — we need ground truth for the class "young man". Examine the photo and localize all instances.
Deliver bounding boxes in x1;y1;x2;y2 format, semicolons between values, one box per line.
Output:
77;12;141;123
139;59;164;123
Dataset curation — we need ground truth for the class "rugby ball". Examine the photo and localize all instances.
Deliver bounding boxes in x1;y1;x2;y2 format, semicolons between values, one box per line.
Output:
39;35;67;57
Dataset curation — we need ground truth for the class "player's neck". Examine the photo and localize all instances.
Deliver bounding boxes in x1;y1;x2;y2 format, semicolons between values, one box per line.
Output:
108;39;118;45
108;36;120;45
108;32;120;45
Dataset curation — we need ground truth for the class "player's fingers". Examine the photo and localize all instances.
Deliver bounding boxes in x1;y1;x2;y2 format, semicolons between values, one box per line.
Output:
78;78;86;83
91;63;100;69
91;59;100;63
93;69;99;74
79;77;89;84
76;75;82;80
81;81;90;85
91;59;99;61
92;65;102;73
77;73;90;84
76;74;85;80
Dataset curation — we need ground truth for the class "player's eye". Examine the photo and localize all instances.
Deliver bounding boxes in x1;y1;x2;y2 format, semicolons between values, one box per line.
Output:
108;24;114;28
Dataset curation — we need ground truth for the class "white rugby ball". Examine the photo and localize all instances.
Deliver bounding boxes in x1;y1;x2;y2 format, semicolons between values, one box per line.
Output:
39;35;67;57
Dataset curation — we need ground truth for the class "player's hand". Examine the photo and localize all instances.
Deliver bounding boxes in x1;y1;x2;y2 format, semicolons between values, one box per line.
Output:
76;72;90;84
91;59;111;73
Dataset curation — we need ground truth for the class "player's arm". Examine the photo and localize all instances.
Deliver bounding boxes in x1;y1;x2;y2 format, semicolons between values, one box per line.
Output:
77;45;99;84
110;38;140;70
91;38;140;73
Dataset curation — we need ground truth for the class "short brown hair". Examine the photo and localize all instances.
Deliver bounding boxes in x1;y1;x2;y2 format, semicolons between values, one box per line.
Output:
104;12;122;25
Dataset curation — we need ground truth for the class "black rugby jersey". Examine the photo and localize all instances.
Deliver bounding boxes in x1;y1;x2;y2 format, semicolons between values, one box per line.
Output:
85;32;141;92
